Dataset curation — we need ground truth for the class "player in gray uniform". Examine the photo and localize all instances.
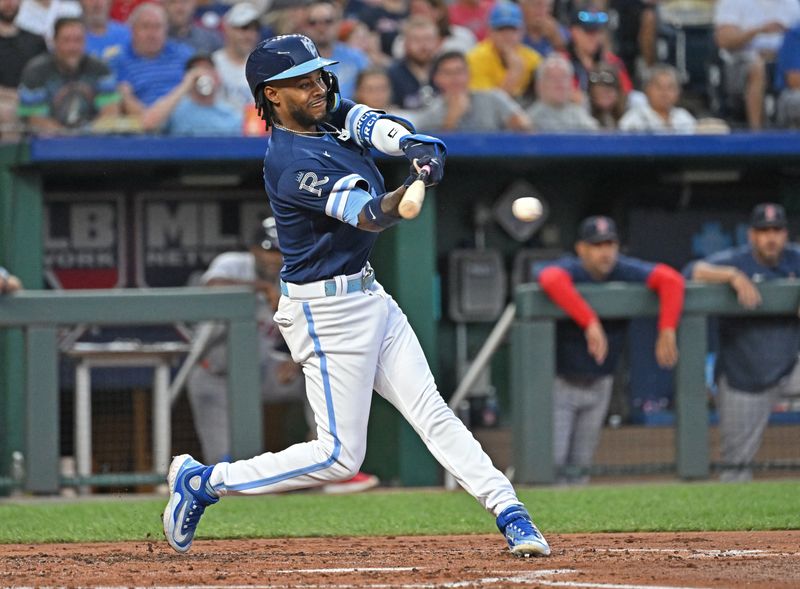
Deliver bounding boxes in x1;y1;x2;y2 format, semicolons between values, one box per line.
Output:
186;217;302;464
163;33;550;558
685;203;800;482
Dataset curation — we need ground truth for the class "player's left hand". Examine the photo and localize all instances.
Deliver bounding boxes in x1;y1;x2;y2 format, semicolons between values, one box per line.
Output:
584;320;608;365
400;134;446;186
655;328;678;369
404;154;445;188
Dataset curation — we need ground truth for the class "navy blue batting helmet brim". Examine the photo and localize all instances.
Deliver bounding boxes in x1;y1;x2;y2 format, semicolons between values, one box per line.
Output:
266;56;339;81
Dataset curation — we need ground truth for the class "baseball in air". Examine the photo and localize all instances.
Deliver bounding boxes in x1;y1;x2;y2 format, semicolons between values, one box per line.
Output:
511;197;543;222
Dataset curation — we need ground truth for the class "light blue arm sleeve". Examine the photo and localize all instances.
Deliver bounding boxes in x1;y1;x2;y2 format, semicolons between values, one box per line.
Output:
325;175;373;227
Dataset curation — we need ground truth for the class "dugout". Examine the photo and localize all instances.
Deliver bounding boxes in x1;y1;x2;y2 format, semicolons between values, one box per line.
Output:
2;133;800;491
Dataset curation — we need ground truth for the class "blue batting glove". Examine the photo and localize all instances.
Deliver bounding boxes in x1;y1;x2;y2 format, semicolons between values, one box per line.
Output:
400;134;446;186
404;154;445;188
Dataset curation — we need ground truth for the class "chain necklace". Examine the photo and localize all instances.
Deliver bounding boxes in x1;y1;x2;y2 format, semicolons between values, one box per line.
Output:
272;122;350;141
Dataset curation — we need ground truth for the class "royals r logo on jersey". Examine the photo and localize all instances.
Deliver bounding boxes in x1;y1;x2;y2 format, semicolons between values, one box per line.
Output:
296;171;330;197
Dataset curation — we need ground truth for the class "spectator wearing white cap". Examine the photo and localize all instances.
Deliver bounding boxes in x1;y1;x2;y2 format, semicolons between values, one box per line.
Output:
466;1;541;101
212;2;263;113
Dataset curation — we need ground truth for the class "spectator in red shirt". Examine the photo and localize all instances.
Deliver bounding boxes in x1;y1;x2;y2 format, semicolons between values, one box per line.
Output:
109;0;147;23
447;0;494;41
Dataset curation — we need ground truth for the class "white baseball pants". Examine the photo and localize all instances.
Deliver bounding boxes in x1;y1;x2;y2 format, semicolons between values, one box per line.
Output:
209;280;520;516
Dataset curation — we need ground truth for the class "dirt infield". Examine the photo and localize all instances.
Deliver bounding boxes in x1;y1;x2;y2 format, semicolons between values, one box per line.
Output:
2;531;799;588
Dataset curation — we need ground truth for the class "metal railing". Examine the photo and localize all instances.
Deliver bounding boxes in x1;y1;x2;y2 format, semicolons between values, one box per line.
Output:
511;280;800;484
0;287;261;494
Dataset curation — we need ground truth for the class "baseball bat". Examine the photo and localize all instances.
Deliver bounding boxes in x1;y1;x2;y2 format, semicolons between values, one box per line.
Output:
398;166;431;220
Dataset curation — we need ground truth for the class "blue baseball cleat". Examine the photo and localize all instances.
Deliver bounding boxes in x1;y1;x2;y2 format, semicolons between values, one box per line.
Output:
163;454;218;553
496;504;551;557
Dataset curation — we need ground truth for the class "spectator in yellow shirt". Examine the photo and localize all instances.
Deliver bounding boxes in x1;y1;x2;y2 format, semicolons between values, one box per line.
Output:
466;1;542;101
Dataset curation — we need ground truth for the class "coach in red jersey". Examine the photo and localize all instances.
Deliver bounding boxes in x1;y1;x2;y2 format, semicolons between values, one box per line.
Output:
534;215;684;484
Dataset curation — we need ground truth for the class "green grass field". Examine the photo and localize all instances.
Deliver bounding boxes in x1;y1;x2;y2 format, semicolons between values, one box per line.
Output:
1;480;798;544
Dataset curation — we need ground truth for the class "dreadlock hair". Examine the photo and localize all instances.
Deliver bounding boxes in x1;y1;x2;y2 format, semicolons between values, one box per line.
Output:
254;85;279;130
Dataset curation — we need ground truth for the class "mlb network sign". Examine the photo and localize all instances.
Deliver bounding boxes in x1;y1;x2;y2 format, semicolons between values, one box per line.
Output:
43;191;270;288
44;193;126;289
135;191;270;287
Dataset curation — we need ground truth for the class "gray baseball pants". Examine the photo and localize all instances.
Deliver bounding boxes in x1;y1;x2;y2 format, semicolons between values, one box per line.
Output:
553;375;613;484
718;359;800;482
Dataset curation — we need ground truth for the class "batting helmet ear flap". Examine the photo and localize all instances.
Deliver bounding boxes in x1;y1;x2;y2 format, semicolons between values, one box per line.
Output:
323;70;341;113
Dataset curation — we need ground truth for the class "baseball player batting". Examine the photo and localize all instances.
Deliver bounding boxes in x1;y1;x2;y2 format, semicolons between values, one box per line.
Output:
163;33;550;558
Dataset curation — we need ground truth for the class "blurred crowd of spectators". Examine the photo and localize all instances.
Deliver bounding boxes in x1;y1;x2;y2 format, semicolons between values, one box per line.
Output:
2;0;800;138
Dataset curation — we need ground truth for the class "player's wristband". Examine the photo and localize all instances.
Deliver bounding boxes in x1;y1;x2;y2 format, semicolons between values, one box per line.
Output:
363;195;401;229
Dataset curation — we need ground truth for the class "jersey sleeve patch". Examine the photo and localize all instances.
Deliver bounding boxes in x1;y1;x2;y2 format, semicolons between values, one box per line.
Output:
326;174;372;226
274;159;372;226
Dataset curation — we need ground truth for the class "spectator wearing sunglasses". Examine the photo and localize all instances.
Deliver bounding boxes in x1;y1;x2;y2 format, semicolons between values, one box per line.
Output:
619;64;696;133
588;63;628;130
565;5;632;103
302;0;368;100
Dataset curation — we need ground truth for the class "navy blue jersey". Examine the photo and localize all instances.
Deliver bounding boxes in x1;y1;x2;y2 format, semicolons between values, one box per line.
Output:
263;100;387;283
684;244;800;392
534;254;656;377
